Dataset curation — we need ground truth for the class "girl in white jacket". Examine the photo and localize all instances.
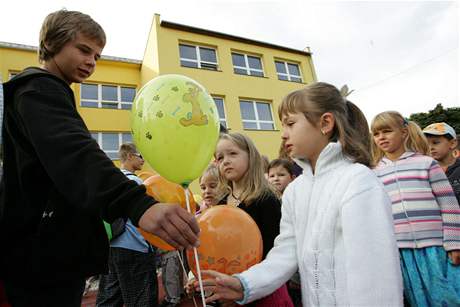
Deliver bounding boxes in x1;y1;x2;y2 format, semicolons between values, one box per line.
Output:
199;82;403;306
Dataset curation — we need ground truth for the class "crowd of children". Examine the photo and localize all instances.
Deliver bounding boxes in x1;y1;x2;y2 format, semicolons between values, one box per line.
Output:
1;8;460;307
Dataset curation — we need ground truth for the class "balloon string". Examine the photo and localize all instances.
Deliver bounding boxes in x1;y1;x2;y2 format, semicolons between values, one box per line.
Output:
185;188;207;307
175;250;199;307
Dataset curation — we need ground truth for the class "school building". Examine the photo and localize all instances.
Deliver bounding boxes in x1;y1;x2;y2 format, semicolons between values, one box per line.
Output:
0;14;316;189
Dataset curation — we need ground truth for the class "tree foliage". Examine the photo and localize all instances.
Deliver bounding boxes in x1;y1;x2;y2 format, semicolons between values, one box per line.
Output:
409;103;460;134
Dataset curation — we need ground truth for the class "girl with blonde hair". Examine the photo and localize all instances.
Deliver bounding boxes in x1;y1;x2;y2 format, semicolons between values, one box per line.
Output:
371;111;460;306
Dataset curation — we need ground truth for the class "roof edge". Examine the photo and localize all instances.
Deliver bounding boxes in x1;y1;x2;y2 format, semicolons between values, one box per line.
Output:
160;20;312;56
0;41;142;64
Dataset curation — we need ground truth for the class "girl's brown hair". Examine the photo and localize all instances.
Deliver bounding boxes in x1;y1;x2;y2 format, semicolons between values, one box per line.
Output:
370;111;429;165
278;82;372;166
39;10;106;62
217;133;276;205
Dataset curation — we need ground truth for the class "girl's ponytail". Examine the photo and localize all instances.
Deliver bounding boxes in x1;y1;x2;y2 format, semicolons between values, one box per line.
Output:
406;120;429;155
341;100;372;166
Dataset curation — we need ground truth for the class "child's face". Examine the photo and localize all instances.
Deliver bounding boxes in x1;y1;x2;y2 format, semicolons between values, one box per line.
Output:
199;174;219;207
128;152;145;171
426;135;456;161
281;112;327;162
215;139;249;184
268;165;294;193
49;32;103;84
372;127;406;156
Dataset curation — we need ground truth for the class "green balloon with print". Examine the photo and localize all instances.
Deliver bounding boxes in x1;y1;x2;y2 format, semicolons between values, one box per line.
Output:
131;74;220;186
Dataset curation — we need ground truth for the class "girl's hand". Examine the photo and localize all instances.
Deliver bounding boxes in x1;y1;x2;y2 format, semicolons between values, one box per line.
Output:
448;250;460;265
195;270;244;303
185;277;196;296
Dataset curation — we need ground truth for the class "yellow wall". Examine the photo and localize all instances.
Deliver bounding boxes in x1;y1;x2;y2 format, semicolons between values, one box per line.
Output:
148;18;315;161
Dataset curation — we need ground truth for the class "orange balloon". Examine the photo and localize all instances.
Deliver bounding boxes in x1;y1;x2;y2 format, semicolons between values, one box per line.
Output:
137;171;156;182
139;175;197;251
187;206;263;276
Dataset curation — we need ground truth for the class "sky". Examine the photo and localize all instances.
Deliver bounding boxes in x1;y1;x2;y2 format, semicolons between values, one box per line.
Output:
0;0;458;121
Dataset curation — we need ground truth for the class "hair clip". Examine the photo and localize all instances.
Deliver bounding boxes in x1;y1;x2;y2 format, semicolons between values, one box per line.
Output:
403;118;409;126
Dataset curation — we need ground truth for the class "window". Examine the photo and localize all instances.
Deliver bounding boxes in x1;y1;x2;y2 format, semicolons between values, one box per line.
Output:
81;83;136;109
239;100;275;130
91;132;133;160
179;44;218;70
212;97;227;128
275;61;302;82
231;53;264;77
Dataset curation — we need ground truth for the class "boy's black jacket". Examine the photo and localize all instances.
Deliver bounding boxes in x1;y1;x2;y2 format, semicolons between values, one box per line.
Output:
0;67;156;284
447;158;460;203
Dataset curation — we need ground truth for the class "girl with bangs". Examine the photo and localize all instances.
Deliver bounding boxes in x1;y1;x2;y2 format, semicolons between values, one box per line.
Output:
371;111;460;307
199;82;403;306
212;132;293;306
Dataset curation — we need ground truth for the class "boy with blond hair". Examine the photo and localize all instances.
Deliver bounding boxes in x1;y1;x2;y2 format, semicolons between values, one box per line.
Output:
0;10;198;306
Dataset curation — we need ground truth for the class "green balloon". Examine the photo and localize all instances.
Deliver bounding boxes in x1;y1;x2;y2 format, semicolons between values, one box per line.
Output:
131;75;220;185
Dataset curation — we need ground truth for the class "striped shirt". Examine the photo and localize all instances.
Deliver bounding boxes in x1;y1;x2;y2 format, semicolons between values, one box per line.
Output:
374;152;460;251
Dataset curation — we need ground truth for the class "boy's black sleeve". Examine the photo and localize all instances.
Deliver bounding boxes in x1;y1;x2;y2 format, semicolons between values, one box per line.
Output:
15;77;155;225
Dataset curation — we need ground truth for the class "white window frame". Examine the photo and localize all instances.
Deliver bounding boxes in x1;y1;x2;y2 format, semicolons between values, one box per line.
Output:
179;43;218;70
275;60;302;82
80;83;136;109
239;100;275;131
232;53;264;76
212;96;228;128
91;132;133;160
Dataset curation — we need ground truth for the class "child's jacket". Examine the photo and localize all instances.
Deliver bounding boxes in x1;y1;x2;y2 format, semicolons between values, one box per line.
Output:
374;152;460;251
236;142;403;307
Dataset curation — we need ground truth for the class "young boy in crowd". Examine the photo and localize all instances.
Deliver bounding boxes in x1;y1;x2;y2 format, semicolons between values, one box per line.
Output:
0;10;198;306
423;122;460;202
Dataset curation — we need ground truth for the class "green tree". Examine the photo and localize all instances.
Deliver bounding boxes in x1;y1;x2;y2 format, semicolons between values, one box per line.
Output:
409;103;460;133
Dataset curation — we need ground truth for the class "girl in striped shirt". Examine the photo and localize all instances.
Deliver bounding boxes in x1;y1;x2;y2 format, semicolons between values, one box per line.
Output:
371;110;460;307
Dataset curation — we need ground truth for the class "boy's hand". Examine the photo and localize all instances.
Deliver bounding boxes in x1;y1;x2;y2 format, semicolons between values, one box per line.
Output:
138;203;200;249
448;250;460;265
196;270;244;303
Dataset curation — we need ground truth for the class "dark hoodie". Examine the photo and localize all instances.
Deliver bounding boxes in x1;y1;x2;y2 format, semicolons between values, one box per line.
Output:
0;67;156;285
446;158;460;203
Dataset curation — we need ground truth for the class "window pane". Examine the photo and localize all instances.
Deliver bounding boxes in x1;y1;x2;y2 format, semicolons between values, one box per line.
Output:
120;103;132;110
287;63;300;76
81;83;98;100
250;70;264;77
256;103;272;121
240;101;256;120
247;56;262;70
232;53;246;67
278;74;289;81
181;60;198;68
179;44;197;60
121;87;136;102
260;123;274;130
122;133;132;144
234;68;247;75
213;98;226;120
200;47;216;63
102;85;117;101
102;133;119;150
243;121;257;130
275;61;286;74
106;151;119;160
201;62;217;70
90;133;98;141
101;102;118;109
291;77;302;83
81;101;98;108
